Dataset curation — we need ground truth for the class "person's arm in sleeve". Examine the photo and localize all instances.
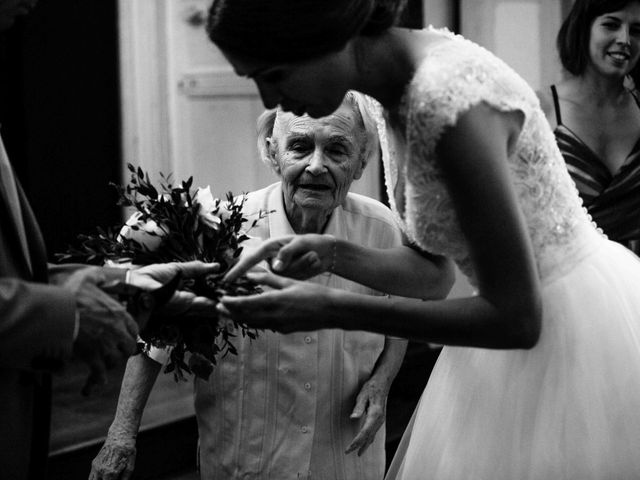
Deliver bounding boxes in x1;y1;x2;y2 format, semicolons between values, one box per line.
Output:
48;264;139;393
0;276;77;370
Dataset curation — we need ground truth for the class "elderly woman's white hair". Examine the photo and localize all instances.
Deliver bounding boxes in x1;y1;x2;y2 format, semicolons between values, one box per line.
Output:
256;91;382;173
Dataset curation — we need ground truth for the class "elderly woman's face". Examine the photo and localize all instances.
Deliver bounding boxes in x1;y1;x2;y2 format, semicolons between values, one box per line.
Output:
271;103;365;218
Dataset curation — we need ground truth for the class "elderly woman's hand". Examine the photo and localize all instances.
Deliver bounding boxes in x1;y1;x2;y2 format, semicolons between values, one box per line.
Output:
345;376;390;456
218;270;335;332
89;434;136;480
223;234;336;283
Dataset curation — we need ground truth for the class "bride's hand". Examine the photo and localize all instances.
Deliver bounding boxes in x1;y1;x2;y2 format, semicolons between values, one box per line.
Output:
218;270;334;332
223;234;336;283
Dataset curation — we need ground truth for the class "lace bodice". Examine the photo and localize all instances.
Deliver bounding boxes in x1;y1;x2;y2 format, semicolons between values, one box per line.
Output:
377;28;600;286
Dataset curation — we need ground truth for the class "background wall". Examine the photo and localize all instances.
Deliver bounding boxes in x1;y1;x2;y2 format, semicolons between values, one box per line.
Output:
460;0;565;90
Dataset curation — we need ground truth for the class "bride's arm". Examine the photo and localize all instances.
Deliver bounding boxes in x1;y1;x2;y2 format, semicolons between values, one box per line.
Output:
332;241;454;300
225;235;454;300
221;103;542;349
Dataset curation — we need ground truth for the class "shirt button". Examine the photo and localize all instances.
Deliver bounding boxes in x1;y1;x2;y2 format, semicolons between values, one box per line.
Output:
304;382;312;391
304;336;312;344
301;426;309;433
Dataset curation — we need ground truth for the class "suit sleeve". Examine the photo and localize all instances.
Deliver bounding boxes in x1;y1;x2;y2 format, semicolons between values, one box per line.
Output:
0;276;76;371
0;264;127;371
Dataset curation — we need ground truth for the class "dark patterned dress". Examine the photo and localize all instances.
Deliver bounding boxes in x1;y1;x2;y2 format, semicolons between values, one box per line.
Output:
551;84;640;255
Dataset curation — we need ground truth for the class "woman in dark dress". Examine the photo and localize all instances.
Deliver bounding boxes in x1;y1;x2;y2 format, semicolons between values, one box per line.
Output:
538;0;640;254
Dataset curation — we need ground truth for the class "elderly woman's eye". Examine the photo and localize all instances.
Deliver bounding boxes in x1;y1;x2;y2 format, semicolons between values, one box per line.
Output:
288;141;310;153
327;144;349;156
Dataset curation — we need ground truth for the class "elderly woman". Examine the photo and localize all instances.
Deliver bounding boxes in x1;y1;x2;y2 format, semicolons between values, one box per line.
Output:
89;91;452;480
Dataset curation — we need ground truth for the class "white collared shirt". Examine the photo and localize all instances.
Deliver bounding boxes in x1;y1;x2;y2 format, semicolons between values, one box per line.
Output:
170;183;403;479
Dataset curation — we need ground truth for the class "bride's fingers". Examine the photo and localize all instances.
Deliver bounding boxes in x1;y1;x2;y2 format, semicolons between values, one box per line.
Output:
246;270;296;289
273;236;319;272
223;252;263;282
224;237;292;282
285;251;322;278
218;294;268;325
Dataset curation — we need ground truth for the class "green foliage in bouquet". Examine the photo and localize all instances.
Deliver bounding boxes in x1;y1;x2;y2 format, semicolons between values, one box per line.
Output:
57;164;270;381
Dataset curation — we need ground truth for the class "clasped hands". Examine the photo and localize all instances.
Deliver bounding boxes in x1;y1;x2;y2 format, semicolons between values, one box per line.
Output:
61;261;218;395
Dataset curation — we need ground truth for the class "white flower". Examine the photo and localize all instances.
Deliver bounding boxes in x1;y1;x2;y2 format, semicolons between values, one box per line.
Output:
196;186;222;230
118;211;166;251
158;192;188;206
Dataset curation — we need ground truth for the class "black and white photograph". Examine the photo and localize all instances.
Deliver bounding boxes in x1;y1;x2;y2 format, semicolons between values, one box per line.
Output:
4;1;640;479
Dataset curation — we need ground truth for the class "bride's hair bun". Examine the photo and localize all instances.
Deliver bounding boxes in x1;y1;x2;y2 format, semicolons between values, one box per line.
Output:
361;0;409;36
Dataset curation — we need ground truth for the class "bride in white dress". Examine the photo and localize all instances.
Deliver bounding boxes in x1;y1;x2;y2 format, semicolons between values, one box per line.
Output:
208;0;640;478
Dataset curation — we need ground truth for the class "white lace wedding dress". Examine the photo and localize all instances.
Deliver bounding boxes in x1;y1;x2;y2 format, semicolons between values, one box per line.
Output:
381;28;640;480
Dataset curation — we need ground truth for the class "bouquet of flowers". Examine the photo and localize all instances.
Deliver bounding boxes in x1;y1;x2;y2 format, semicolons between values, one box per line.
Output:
58;164;270;380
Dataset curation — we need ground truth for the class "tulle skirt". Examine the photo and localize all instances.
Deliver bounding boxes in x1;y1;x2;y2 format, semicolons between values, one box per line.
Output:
387;232;640;480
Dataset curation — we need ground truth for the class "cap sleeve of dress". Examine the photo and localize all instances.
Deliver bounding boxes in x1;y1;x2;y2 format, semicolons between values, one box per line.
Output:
403;35;537;168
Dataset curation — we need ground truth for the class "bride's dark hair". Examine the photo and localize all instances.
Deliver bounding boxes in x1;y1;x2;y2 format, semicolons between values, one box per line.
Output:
206;0;407;63
361;0;409;35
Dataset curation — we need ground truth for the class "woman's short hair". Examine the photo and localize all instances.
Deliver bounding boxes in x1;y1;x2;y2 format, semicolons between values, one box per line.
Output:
558;0;640;85
206;0;406;63
256;91;381;174
256;109;278;168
